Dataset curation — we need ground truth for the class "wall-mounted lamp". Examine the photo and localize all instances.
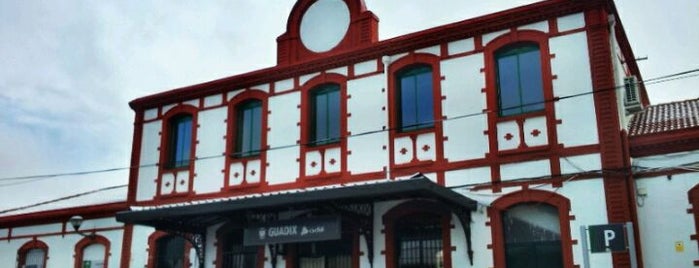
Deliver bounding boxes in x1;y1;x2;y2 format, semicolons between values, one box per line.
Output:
69;215;96;238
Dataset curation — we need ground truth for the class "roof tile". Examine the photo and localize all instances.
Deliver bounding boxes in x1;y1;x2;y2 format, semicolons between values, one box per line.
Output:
629;98;699;136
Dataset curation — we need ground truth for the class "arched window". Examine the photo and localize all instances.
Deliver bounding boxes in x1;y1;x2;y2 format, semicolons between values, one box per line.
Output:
218;229;259;268
383;200;452;268
489;190;573;268
235;100;263;157
495;43;545;116
502;203;562;268
396;65;434;132
395;213;443;268
74;235;110;268
309;84;341;145
166;114;193;168
18;240;48;268
155;235;187;268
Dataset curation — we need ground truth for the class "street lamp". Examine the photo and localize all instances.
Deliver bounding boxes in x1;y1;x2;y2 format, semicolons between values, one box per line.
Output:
69;215;96;238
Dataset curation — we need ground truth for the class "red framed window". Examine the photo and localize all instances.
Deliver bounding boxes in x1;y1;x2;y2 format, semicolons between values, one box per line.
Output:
235;100;263;158
309;84;341;146
166;114;193;169
18;240;48;268
495;43;545;116
396;65;434;132
74;235;110;268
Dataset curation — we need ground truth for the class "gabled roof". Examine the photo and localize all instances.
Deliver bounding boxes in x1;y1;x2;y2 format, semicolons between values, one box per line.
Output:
628;98;699;157
629;98;699;136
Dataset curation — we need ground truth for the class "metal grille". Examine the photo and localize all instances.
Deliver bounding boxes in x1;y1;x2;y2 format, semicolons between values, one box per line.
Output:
396;216;443;268
220;251;257;268
297;238;352;268
156;236;185;268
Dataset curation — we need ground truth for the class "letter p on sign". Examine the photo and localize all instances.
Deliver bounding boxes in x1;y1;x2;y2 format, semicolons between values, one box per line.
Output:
603;230;616;247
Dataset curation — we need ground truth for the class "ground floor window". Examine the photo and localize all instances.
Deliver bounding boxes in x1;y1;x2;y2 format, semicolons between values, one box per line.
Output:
155;235;186;268
396;214;443;268
24;248;47;268
502;203;562;268
220;230;259;268
296;238;353;268
18;240;48;268
490;189;573;268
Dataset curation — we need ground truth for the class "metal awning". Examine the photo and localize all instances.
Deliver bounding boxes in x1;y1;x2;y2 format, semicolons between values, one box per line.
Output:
116;176;476;232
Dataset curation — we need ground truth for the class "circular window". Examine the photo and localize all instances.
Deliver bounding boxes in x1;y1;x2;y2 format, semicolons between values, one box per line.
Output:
299;0;350;53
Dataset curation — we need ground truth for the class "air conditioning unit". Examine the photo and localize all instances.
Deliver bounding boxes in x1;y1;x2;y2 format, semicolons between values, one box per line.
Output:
623;75;642;113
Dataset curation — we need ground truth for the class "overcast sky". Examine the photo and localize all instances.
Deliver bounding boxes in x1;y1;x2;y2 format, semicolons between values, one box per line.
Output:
1;0;697;211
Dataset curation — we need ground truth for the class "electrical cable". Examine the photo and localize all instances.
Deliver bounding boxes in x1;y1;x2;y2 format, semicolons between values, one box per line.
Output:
0;184;127;215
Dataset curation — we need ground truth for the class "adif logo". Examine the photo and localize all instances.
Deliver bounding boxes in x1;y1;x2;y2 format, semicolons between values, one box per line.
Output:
258;228;267;240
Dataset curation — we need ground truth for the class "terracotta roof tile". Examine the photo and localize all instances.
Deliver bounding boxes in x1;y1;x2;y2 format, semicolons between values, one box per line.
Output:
629;98;699;136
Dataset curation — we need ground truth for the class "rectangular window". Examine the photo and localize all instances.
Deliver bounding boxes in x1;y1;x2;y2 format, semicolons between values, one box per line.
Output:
236;100;262;157
398;66;434;132
310;84;341;145
496;45;544;116
168;115;193;168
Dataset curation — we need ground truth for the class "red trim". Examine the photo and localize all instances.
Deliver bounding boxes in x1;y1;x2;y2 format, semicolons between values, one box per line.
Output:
156;105;199;199
382;200;453;268
74;235;111;268
18;239;49;268
585;8;642;267
689;185;699;266
277;0;378;66
0;202;128;228
127;111;145;203
299;73;349;181
223;90;269;191
630;128;699;157
488;189;574;268
119;224;134;268
387;53;446;175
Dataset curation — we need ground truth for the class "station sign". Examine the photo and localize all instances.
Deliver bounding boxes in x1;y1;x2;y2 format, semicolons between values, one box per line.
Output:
243;215;341;246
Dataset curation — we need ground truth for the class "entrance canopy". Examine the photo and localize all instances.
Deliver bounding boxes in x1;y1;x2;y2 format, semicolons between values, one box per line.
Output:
116;176;476;232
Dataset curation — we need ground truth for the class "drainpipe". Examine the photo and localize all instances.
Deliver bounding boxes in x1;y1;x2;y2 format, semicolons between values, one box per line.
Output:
382;55;392;181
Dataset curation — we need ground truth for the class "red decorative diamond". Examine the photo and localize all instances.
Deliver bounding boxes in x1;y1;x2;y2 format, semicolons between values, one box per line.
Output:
233;172;240;178
310;161;317;168
250;170;257;176
329;158;336;165
504;133;514;140
400;147;408;155
179;180;185;185
422;145;431;152
165;182;171;187
531;129;541;137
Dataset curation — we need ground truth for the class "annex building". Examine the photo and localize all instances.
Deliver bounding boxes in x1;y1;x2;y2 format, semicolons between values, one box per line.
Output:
1;0;699;268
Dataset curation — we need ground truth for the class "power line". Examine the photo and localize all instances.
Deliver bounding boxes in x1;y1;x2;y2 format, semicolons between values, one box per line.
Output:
0;68;697;183
0;184;127;215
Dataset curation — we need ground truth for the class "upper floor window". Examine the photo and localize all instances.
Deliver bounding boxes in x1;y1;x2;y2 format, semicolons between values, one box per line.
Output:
396;65;434;132
310;84;341;145
235;100;262;157
167;114;193;169
496;44;545;116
